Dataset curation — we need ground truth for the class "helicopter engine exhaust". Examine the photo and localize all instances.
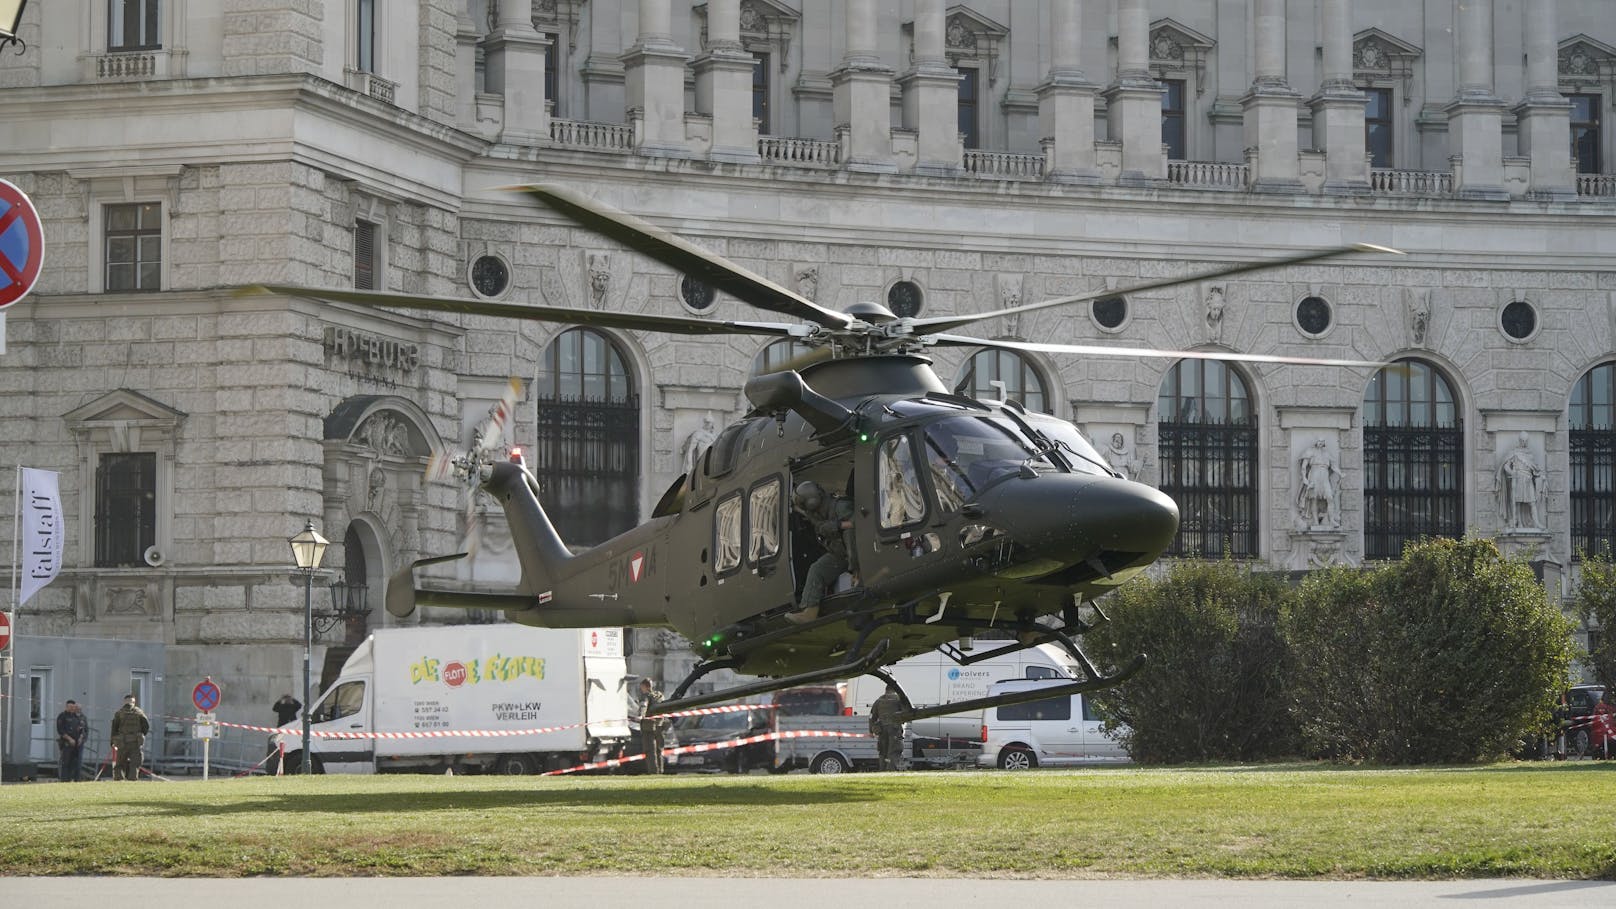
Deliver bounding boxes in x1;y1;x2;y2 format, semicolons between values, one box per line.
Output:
743;371;856;439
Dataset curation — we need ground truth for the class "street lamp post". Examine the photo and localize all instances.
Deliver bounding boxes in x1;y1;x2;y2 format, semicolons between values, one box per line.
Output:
288;520;329;774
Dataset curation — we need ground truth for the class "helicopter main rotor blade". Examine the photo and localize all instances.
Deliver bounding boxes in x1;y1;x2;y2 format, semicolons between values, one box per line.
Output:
255;285;802;338
514;184;855;331
929;333;1388;369
910;243;1404;336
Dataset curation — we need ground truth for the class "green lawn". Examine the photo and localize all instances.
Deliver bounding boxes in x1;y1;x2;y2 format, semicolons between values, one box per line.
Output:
1;763;1612;879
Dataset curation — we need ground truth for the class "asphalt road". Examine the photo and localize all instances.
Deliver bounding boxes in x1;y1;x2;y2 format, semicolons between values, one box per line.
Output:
6;877;1615;907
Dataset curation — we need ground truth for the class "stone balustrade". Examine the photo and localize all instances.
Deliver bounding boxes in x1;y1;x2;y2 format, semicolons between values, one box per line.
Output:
96;52;157;80
1166;160;1249;189
758;136;842;167
1370;168;1455;196
1577;174;1616;197
550;119;635;151
963;150;1045;180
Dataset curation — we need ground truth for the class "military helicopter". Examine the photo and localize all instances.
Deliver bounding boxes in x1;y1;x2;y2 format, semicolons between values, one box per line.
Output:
263;185;1398;723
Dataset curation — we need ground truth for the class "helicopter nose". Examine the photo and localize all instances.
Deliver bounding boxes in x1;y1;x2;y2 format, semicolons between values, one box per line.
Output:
1068;478;1180;557
976;474;1179;562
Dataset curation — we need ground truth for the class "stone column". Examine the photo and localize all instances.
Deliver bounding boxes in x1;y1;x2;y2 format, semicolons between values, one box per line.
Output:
484;0;551;144
453;2;480;133
693;0;760;162
1038;0;1099;182
1514;0;1574;198
832;0;896;171
1309;0;1368;191
898;0;962;175
622;0;690;157
1446;0;1507;198
1241;0;1303;190
1103;0;1164;184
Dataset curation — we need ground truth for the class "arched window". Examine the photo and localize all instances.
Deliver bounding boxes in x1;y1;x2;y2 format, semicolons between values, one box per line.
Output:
953;349;1049;414
1570;361;1615;559
533;328;639;546
752;338;815;376
1362;358;1463;560
1156;359;1258;557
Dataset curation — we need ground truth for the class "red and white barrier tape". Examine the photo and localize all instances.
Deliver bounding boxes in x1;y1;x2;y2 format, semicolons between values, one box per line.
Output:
169;701;768;742
543;728;869;776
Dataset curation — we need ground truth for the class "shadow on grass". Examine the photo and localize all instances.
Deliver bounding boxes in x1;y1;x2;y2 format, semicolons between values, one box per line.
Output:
100;780;882;818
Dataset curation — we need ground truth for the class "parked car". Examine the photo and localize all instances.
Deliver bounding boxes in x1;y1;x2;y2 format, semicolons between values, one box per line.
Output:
1558;684;1612;758
977;678;1129;769
665;706;771;773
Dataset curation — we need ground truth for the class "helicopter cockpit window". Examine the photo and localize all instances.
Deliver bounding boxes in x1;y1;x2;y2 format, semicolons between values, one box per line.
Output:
748;479;781;562
923;416;1055;498
714;493;743;574
879;435;927;530
1024;418;1112;477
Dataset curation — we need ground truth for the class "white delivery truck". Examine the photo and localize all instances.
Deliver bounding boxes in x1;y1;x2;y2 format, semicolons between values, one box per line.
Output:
843;642;1082;742
276;624;630;775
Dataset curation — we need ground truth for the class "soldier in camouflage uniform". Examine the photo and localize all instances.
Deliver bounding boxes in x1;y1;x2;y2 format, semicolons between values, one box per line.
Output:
636;678;668;774
868;683;906;771
787;481;858;624
110;694;150;781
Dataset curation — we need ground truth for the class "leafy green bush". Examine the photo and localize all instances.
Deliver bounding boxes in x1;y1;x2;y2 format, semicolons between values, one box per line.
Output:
1571;550;1616;691
1284;538;1574;763
1087;560;1298;763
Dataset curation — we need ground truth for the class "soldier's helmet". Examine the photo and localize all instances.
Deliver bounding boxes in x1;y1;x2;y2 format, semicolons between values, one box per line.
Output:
793;481;824;513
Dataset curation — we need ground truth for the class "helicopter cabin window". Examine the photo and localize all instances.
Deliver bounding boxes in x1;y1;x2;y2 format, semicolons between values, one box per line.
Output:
748;479;782;563
923;416;1053;502
879;435;927;530
714;493;744;574
1022;417;1113;478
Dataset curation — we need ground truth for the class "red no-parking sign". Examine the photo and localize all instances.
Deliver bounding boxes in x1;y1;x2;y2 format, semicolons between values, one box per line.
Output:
0;178;44;309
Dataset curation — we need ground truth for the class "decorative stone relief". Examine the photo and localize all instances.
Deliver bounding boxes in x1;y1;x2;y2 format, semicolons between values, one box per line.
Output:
1295;435;1343;530
1495;430;1547;530
587;251;611;309
795;264;819;301
357;413;410;458
1406;287;1431;346
105;586;149;615
995;273;1023;337
1204;284;1226;342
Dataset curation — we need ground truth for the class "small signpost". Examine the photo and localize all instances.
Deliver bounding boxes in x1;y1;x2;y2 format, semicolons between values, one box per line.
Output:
0;612;12;679
192;677;222;780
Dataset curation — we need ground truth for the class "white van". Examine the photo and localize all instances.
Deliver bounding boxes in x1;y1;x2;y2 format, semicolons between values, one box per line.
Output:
977;678;1129;769
843;642;1081;741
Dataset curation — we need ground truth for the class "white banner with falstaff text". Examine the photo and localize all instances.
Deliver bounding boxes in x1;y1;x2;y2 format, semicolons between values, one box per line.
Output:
19;467;64;607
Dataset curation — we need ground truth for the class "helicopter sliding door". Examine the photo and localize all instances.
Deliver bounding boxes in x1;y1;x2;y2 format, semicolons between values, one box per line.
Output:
788;449;857;600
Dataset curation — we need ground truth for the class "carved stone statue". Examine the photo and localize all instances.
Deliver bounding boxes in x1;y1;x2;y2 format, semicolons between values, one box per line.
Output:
996;273;1023;337
1406;287;1431;346
587;252;611;309
1204;284;1226;341
1296;436;1342;529
681;414;718;479
1495;431;1546;529
1103;431;1139;481
795;265;819;301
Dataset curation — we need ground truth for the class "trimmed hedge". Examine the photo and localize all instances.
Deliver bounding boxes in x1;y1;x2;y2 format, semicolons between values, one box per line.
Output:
1087;539;1574;764
1087;560;1299;763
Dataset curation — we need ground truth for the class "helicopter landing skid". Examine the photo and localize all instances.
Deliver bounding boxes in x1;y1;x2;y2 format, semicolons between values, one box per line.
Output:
648;638;892;717
894;653;1146;725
